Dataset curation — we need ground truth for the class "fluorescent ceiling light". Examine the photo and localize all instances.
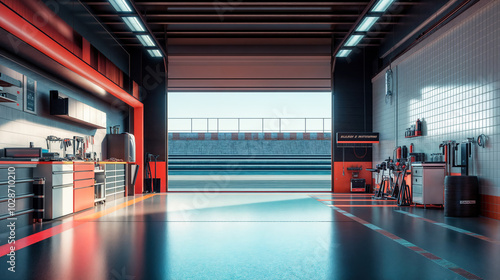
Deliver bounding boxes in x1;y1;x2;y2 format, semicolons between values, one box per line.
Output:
371;0;396;13
137;35;155;47
344;35;365;47
122;17;145;32
336;50;352;57
356;16;379;32
109;0;132;12
147;49;163;58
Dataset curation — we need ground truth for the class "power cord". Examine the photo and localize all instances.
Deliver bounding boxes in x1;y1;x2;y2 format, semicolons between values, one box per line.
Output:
477;134;487;148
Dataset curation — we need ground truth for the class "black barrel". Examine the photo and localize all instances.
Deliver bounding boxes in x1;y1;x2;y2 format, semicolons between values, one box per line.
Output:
33;177;45;223
444;176;479;217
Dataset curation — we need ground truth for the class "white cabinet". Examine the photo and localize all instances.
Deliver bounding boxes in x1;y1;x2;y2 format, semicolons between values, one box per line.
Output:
412;163;445;207
52;185;73;218
34;163;74;219
50;91;106;129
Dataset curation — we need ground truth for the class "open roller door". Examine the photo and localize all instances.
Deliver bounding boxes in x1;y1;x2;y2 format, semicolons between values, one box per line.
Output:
168;55;331;92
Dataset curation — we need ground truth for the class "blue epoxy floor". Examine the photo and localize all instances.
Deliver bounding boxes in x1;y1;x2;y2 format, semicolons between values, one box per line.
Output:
1;193;500;279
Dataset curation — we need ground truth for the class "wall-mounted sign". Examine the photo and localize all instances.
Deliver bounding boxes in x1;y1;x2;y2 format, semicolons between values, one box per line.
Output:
336;132;379;144
24;76;37;114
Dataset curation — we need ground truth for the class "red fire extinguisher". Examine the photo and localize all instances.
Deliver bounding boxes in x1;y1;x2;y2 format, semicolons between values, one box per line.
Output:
416;119;422;135
409;143;415;162
396;146;402;160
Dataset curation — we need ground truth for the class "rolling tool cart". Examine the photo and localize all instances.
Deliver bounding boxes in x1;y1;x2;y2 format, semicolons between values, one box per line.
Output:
347;167;365;192
94;170;105;204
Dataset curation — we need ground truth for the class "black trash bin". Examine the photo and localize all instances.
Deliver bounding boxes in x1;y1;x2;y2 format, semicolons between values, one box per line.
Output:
444;176;479;217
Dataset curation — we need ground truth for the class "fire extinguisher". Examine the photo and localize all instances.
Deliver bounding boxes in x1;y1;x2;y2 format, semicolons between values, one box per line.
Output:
396;146;402;160
409;143;415;162
416;119;422;135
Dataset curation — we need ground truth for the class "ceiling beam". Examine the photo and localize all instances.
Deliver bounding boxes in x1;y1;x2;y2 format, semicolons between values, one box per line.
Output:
109;30;391;34
133;2;416;6
118;35;385;40
103;21;400;25
333;0;379;56
121;43;380;47
85;1;418;6
96;14;360;18
90;2;369;6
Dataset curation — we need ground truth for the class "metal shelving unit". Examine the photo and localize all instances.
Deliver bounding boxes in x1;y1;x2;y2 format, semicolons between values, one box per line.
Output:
94;170;105;204
104;164;126;201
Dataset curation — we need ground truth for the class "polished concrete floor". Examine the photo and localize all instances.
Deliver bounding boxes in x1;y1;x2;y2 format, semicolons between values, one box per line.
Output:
1;193;499;280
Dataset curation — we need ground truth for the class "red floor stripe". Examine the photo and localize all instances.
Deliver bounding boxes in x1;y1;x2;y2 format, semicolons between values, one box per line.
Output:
0;194;155;257
376;230;401;240
325;203;483;280
167;191;333;193
318;199;395;202
450;268;483;280
329;205;399;208
314;194;373;196
408;246;425;252
421;252;441;260
394;210;500;245
0;220;85;256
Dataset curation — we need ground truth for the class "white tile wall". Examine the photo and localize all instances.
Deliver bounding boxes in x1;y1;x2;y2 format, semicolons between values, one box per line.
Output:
0;57;127;161
0;105;109;160
372;0;500;196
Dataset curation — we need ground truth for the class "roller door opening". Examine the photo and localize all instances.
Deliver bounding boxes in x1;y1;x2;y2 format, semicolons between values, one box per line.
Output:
167;92;332;191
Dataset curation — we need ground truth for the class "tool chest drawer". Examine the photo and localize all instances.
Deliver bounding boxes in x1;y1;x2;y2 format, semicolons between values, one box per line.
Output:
53;173;73;186
74;162;94;171
412;167;423;177
74;171;94;181
412;176;423;186
52;164;73;172
74;186;94;212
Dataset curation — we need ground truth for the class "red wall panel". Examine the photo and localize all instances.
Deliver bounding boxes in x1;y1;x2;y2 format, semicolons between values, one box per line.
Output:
82;38;91;64
481;194;500;220
333;162;374;193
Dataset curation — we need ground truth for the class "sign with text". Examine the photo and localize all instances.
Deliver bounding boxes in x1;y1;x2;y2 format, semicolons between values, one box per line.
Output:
336;132;379;143
24;77;36;114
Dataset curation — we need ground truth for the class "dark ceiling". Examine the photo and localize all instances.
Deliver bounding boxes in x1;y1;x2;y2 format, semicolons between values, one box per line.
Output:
82;1;417;53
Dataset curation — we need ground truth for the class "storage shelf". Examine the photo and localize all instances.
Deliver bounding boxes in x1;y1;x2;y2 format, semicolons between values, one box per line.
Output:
0;95;16;103
405;135;422;138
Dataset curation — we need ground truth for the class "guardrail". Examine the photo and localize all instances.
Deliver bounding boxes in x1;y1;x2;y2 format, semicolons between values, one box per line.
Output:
168;118;332;133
